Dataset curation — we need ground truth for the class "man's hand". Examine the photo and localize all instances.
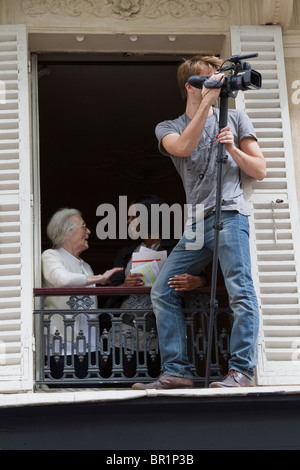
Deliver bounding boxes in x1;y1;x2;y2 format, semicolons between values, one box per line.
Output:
215;126;235;152
168;273;206;292
202;72;225;106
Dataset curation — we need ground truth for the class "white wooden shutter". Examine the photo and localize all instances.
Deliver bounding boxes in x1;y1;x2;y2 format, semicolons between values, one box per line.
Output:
231;25;300;385
0;25;33;392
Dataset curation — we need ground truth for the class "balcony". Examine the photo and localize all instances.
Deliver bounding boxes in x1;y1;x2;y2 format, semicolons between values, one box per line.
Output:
33;286;232;388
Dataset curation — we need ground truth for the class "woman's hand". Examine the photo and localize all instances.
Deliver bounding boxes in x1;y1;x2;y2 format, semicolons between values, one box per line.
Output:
168;273;206;292
123;273;145;287
86;267;124;286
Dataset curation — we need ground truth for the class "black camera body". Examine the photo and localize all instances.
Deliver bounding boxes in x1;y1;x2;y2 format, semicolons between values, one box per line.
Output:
188;53;262;98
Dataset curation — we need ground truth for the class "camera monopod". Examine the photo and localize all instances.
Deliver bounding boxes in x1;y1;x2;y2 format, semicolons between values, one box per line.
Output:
188;53;261;388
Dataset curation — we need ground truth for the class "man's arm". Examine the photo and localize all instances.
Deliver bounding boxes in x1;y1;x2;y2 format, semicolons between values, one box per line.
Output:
161;73;224;158
161;100;212;157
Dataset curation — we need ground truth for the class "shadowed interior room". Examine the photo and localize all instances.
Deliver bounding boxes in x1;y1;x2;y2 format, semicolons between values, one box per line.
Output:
38;55;187;274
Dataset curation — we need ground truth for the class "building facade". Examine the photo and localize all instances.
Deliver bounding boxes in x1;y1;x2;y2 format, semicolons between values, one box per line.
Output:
0;0;300;396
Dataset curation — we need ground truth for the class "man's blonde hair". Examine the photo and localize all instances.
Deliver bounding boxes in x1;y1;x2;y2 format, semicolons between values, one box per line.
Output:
177;55;223;101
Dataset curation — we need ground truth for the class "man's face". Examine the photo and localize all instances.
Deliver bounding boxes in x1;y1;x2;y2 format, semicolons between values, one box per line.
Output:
187;64;217;100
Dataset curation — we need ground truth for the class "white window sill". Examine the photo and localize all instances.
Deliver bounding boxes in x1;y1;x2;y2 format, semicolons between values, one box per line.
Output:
1;386;300;409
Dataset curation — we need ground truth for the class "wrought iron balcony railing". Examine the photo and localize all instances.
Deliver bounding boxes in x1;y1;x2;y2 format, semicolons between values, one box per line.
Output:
33;286;232;388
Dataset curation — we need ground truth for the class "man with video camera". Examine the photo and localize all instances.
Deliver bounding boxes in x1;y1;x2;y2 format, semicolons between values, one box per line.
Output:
132;55;266;390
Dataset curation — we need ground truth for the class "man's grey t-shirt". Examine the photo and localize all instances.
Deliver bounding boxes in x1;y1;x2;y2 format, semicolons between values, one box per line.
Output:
155;108;257;218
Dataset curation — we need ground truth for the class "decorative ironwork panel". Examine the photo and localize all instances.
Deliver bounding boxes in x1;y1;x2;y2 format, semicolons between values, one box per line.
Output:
34;288;232;387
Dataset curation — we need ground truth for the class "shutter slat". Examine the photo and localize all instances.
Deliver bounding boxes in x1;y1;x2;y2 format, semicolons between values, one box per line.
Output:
264;316;300;325
262;306;300;315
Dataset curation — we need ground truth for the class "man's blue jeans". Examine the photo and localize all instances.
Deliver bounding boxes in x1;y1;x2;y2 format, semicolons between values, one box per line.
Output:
151;211;259;380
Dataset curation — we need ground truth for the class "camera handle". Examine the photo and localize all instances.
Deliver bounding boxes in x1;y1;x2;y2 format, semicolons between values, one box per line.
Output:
205;88;230;388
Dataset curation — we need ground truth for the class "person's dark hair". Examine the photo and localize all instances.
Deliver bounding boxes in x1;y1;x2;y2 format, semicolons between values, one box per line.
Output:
130;194;165;239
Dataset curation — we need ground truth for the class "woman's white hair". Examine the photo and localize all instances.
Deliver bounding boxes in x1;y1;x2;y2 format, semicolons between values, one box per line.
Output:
47;208;82;249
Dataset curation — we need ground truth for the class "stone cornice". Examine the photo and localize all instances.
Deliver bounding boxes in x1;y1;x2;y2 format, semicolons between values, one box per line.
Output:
21;0;231;20
258;0;294;31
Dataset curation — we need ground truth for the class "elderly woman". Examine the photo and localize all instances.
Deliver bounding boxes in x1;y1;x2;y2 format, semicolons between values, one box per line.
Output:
42;208;122;292
41;207;123;379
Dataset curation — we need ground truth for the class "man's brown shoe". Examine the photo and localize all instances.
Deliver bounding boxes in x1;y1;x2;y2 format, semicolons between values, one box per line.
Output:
209;370;254;388
132;373;194;390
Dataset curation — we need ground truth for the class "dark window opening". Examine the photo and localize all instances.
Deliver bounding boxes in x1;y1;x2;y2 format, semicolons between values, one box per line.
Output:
38;55;187;274
37;53;226;288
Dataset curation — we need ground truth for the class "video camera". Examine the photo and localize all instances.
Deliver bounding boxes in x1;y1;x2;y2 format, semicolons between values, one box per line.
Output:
188;53;262;98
